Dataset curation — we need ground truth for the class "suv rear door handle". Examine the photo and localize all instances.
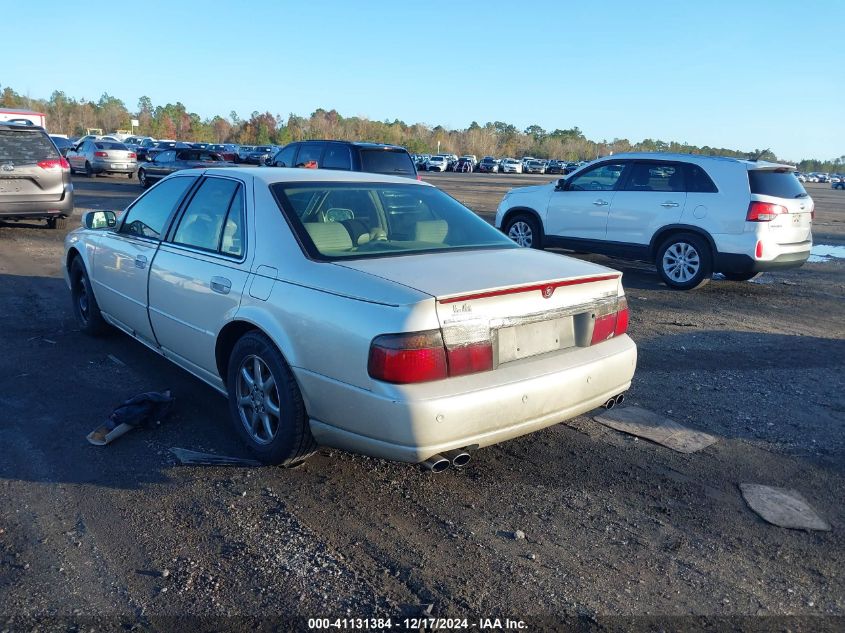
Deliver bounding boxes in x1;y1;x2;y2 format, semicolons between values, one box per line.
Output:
661;201;680;208
134;255;147;269
593;199;609;206
210;276;231;295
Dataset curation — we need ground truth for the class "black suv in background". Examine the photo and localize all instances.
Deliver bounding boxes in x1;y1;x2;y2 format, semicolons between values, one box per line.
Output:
269;141;418;178
0;122;73;228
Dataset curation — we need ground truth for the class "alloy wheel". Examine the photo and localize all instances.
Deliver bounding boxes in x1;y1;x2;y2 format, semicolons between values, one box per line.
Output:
662;242;701;283
235;354;282;445
507;221;533;247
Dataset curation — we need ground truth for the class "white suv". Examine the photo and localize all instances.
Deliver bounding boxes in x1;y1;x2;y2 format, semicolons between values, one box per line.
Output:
495;153;814;290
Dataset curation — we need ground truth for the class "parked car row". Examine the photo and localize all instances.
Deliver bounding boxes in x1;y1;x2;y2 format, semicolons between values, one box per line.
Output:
415;153;587;175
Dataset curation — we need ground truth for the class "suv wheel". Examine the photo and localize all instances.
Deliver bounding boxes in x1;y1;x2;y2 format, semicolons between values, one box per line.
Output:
656;233;712;290
227;331;317;466
504;214;542;249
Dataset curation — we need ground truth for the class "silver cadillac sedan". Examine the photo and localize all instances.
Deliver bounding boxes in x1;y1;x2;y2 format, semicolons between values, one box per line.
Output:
64;168;636;470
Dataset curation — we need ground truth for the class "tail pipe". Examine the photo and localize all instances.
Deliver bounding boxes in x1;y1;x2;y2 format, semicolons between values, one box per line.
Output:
603;392;626;409
421;454;450;473
442;449;471;468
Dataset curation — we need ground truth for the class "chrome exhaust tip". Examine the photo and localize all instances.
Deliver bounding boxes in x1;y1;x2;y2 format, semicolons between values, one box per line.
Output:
442;449;471;468
421;454;451;473
614;393;625;406
603;397;617;410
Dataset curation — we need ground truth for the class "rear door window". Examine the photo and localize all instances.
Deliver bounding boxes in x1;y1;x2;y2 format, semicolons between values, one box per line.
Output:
322;144;352;170
360;149;416;176
172;177;240;252
749;170;808;198
623;162;685;192
0;129;58;163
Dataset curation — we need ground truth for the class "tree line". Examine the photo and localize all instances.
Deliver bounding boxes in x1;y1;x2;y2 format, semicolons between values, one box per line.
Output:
2;85;842;173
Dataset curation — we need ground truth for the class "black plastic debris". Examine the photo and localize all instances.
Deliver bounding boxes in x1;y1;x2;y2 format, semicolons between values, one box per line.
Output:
87;390;174;446
169;448;261;467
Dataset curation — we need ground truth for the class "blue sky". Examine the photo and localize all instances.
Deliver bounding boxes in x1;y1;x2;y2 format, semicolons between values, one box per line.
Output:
2;1;842;160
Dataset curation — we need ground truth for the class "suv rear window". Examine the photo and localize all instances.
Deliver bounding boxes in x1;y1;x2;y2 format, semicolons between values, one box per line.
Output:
0;129;58;163
749;169;808;198
360;149;416;176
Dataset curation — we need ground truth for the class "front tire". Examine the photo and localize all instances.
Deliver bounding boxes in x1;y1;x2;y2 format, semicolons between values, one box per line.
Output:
70;257;108;335
504;213;543;249
227;332;317;466
656;233;712;290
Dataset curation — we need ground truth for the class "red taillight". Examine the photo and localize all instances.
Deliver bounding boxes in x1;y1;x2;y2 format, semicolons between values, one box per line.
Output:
755;240;763;259
128;152;136;159
591;297;629;345
416;174;422;181
747;201;787;222
368;330;448;384
447;341;494;377
38;158;69;170
94;151;108;157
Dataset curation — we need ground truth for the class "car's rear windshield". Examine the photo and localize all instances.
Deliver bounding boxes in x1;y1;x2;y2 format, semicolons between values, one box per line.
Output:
95;142;128;150
360;149;416;176
749;169;808;199
0;129;58;163
270;182;516;261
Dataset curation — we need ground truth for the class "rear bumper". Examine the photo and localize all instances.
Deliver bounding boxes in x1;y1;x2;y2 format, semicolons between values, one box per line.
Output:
715;249;810;273
0;185;74;218
298;335;637;462
91;159;136;173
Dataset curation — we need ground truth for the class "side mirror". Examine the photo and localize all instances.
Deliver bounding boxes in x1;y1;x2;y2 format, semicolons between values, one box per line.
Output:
82;210;117;230
554;178;567;191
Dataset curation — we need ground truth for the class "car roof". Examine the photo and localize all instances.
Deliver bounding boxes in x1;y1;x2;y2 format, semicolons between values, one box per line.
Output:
294;139;408;151
0;122;47;132
595;152;795;171
200;166;432;187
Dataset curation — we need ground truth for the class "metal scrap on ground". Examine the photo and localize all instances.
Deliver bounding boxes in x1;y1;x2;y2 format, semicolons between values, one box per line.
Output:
169;447;262;467
594;405;718;453
740;484;831;531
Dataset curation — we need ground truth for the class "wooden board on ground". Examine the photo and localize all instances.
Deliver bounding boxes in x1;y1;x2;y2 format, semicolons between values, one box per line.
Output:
594;405;718;453
740;484;831;531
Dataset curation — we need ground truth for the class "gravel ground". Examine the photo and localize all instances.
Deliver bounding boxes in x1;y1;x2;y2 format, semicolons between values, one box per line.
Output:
0;175;842;632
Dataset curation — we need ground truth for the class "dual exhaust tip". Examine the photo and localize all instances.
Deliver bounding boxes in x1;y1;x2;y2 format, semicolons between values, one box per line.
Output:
421;448;472;473
602;392;626;410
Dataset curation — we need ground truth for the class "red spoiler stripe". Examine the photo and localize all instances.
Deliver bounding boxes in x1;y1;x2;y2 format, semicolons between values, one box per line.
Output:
438;274;619;304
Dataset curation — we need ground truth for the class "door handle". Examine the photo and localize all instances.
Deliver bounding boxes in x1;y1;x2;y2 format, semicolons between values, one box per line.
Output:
593;199;609;206
134;255;147;269
661;201;680;208
210;276;232;295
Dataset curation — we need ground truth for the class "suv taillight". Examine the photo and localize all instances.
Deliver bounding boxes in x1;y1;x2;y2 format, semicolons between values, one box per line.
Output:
590;297;630;345
368;330;494;384
747;201;787;222
38;157;70;170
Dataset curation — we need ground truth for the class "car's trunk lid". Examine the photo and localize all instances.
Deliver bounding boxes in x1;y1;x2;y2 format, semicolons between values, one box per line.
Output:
0;128;64;202
748;167;813;244
338;248;623;364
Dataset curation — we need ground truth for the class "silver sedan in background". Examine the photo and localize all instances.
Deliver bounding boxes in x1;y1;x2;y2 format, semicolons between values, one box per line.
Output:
67;140;137;178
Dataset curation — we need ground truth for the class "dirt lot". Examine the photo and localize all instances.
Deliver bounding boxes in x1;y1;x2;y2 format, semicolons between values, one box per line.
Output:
0;175;843;631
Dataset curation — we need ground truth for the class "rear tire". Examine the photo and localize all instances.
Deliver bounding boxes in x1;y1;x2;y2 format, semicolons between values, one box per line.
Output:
84;162;93;177
70;257;108;336
47;217;68;230
504;213;543;249
721;271;762;282
138;169;150;188
656;233;712;290
227;331;317;466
